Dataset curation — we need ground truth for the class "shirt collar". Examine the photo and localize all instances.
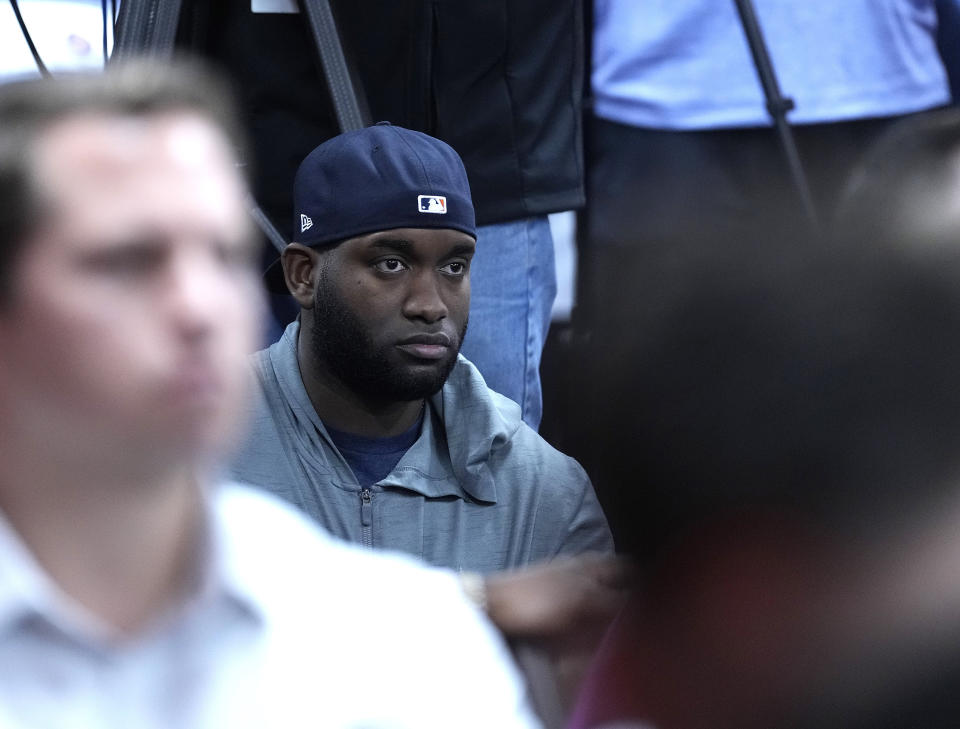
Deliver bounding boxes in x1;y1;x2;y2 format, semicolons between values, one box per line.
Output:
205;482;282;624
0;507;64;635
0;481;266;647
189;480;269;624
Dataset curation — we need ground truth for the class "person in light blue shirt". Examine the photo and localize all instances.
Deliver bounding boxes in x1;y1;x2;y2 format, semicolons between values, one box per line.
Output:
581;0;957;299
592;0;952;130
573;1;960;493
583;0;956;257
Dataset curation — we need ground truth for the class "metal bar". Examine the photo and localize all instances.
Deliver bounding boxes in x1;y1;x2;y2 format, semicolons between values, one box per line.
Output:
111;0;181;62
248;199;288;254
10;0;51;76
732;0;819;230
297;0;369;132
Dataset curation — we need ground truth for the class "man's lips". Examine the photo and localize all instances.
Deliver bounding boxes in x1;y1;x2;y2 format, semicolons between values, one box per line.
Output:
396;333;452;360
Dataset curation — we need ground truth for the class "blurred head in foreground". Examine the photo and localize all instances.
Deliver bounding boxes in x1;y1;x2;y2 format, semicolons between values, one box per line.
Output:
0;61;262;476
0;64;545;729
575;129;960;728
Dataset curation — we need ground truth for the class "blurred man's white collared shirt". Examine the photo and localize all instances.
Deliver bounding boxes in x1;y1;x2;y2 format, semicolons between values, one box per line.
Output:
0;482;542;729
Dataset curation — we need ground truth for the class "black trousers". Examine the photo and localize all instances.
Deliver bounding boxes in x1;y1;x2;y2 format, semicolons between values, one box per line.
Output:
577;113;915;322
565;111;933;541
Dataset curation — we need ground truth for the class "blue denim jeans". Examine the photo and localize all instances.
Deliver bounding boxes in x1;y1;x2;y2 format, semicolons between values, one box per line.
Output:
460;216;557;430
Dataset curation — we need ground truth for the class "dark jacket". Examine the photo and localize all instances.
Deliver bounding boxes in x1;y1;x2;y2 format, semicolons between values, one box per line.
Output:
182;1;585;238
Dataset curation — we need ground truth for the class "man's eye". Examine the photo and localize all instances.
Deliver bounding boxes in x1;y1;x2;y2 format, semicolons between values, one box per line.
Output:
83;246;163;276
440;261;467;276
374;258;407;273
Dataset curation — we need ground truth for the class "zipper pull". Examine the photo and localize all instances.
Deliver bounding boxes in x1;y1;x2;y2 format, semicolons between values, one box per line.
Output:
360;488;373;527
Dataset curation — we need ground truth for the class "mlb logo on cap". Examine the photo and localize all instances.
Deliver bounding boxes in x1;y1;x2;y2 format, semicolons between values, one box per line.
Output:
418;195;447;214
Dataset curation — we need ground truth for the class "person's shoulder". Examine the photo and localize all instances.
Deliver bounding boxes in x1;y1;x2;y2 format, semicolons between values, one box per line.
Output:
214;481;331;555
247;343;272;377
448;355;516;401
246;323;297;386
215;482;466;601
499;408;591;483
442;355;590;479
217;483;510;648
235;325;299;432
442;355;524;428
212;484;541;729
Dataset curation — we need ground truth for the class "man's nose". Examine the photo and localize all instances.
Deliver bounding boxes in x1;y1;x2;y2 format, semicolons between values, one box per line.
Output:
402;269;448;323
167;253;219;340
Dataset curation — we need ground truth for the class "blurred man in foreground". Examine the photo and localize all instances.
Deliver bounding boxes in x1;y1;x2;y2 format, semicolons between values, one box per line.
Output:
0;63;541;728
570;189;960;728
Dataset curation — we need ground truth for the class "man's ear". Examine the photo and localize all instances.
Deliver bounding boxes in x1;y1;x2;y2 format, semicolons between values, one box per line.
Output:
282;243;319;308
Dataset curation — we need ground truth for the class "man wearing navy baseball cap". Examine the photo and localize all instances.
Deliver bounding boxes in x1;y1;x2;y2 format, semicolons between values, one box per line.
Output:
261;121;477;405
229;123;614;635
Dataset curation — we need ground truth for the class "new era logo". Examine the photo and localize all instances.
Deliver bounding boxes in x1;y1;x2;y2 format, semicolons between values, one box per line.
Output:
417;195;447;214
300;214;313;232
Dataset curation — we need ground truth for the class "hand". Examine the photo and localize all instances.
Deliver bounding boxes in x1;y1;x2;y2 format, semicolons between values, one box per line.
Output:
482;553;634;640
480;554;635;716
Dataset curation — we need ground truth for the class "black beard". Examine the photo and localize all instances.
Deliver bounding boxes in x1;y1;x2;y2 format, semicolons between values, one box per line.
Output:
309;267;467;402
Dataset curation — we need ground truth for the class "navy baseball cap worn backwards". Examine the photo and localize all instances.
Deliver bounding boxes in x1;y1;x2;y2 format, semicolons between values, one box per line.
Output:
296;121;475;245
266;122;475;293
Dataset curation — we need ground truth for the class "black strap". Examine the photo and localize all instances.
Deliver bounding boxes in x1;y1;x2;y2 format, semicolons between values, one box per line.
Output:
9;0;51;77
110;0;182;61
248;196;289;254
732;0;819;230
109;0;369;249
296;0;370;132
111;0;287;253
